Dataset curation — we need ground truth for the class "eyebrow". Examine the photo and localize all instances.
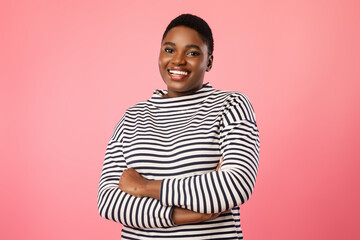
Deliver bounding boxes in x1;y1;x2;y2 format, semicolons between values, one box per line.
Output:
163;42;201;50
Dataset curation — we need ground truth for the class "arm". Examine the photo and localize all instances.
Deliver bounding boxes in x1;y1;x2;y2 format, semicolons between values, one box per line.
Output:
160;94;260;213
118;160;223;225
119;94;260;214
97;117;175;229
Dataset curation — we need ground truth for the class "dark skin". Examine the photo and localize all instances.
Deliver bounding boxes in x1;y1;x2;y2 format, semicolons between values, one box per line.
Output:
158;26;213;97
119;26;221;225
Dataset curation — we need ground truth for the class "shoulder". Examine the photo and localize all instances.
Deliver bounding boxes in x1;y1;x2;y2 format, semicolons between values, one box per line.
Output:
213;89;256;124
212;89;254;109
126;100;149;113
110;100;151;141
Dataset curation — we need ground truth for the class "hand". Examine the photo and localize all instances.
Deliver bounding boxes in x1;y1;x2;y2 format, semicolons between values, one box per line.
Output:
118;168;149;197
196;211;222;223
172;207;222;225
215;156;223;171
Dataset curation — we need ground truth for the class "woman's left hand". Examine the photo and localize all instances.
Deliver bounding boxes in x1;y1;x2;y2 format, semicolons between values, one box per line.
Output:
215;157;223;171
118;168;149;197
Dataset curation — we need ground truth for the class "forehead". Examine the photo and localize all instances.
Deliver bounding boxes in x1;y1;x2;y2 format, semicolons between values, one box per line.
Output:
162;26;206;48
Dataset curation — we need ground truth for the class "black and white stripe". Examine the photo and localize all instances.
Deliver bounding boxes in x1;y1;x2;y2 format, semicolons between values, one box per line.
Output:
97;83;260;239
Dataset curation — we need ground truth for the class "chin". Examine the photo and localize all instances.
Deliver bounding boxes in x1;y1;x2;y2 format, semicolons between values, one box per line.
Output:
166;81;190;91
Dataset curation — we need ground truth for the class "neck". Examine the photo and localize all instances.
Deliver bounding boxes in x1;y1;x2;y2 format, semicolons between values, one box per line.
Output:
164;84;205;98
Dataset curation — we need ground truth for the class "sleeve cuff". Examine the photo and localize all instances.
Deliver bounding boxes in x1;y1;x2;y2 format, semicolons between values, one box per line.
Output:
167;206;176;227
160;178;169;206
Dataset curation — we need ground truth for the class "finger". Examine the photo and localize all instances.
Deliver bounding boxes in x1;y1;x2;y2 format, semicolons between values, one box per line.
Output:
215;157;223;171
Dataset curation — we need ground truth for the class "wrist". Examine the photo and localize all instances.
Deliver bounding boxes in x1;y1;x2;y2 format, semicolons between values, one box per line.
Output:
142;180;162;200
140;179;151;197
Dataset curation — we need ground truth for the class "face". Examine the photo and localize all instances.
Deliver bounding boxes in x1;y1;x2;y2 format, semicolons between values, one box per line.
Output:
158;26;213;98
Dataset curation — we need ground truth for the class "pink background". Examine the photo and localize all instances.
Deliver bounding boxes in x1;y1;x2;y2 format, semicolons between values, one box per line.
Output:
1;0;359;239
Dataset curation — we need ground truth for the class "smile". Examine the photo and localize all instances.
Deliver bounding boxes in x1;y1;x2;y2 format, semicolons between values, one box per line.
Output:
168;69;189;76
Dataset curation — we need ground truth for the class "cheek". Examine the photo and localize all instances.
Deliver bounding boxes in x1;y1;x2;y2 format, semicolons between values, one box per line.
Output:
158;55;169;68
189;59;207;73
158;58;168;77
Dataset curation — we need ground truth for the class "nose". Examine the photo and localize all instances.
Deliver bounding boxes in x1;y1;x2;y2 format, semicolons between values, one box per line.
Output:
172;52;186;65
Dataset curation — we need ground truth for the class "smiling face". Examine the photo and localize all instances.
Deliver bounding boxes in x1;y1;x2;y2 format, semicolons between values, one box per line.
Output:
158;26;213;98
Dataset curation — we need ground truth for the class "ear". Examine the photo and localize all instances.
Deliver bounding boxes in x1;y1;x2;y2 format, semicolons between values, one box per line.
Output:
206;54;213;72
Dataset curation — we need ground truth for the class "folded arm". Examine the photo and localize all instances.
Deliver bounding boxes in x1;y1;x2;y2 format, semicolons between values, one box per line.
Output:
99;139;221;227
161;120;259;213
119;94;260;214
97;139;175;228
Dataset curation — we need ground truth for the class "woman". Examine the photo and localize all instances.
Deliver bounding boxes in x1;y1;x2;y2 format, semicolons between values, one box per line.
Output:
97;14;260;239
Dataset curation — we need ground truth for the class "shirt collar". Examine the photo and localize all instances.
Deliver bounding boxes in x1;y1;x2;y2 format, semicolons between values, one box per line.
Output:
148;82;215;110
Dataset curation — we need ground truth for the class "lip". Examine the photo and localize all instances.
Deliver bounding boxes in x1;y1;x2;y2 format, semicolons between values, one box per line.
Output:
167;68;190;81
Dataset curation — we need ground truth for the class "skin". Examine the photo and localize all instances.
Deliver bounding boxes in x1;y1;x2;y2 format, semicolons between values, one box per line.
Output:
158;26;213;97
119;26;221;225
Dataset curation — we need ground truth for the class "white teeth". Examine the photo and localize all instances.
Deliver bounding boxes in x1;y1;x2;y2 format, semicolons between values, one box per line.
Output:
169;70;188;75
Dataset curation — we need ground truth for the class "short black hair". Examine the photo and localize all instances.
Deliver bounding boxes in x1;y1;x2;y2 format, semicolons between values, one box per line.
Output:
162;14;214;55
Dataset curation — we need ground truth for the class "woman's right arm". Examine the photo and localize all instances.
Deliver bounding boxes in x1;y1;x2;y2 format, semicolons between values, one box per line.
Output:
98;138;219;228
97;138;176;228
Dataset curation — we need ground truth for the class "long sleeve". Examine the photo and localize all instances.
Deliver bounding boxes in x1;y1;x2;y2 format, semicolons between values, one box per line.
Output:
97;114;175;228
160;93;260;214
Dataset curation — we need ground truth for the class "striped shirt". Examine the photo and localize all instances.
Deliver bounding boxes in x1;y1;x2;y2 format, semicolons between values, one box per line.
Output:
97;83;260;239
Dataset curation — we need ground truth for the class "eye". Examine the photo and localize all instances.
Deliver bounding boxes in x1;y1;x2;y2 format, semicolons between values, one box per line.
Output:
164;48;174;54
187;51;200;56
